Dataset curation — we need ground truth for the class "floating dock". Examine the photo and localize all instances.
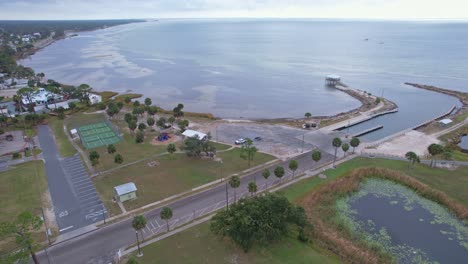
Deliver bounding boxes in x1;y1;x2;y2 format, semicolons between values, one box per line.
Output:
352;125;384;137
334;108;398;131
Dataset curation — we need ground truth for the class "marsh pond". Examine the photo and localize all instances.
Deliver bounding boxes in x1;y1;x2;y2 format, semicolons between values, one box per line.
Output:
336;178;468;263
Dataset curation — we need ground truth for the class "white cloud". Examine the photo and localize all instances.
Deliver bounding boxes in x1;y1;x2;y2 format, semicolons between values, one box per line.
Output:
0;0;467;20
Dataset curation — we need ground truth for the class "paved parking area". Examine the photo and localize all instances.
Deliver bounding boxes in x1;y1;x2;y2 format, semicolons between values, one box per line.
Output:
211;122;338;158
37;125;106;234
62;155;107;223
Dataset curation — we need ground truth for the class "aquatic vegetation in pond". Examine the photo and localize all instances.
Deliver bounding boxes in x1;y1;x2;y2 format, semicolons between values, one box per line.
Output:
336;178;468;264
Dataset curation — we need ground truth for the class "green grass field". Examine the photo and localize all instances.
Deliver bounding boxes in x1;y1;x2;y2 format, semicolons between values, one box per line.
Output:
128;157;468;263
0;161;48;254
48;118;77;158
280;157;468;206
133;222;340;264
94;149;275;213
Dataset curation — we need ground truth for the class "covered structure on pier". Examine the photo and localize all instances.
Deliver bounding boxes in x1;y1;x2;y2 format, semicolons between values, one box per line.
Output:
325;75;341;86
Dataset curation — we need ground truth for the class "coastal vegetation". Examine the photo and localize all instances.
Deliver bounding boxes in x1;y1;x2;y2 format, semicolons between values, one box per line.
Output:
123;157;467;263
298;167;467;263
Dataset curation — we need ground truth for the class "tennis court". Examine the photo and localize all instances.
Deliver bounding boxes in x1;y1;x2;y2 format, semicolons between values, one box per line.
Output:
78;122;121;149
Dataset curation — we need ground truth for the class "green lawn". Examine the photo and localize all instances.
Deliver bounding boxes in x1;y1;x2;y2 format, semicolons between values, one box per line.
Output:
48;118;77;158
131;222;340;264
279;157;468;206
0;161;48;254
94;150;275;213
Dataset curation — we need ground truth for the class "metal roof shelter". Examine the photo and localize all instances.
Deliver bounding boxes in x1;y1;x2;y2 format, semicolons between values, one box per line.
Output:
438;118;453;125
182;129;207;140
114;182;137;196
326;75;341;86
114;182;138;202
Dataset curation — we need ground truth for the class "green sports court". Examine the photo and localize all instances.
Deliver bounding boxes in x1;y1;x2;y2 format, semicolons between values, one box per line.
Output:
78;122;121;149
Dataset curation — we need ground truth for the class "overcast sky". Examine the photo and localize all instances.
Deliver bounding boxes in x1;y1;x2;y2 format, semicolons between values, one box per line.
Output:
0;0;467;20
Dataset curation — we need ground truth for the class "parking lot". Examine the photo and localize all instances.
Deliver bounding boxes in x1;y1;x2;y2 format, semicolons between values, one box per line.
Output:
0;130;26;156
211;122;336;158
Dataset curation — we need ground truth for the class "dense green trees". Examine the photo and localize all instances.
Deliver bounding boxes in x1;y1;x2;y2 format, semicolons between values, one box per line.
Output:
210;193;309;252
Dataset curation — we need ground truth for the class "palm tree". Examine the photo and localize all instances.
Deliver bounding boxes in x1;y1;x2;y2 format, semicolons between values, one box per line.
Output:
405;151;420;169
240;138;257;167
274;166;285;183
342;143;349;157
332;137;342;167
288;160;298;179
132;215;147;257
350;137;360;153
160;207;173;232
248;181;257;196
262;169;270;188
428;143;444;167
229;176;241;202
312;150;322;163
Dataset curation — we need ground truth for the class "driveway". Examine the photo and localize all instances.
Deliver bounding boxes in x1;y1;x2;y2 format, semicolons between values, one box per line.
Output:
37;125;106;234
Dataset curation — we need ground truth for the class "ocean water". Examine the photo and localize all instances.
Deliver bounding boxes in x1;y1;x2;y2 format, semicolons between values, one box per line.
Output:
20;19;467;139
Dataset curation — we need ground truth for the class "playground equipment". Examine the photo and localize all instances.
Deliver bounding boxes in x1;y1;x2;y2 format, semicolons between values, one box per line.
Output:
157;133;171;142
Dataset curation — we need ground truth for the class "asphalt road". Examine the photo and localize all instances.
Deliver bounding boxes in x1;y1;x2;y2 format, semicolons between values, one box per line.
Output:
38;149;334;264
37;125;106;234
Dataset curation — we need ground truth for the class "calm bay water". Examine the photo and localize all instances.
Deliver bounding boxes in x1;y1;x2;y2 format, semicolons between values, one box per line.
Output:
20;19;467;139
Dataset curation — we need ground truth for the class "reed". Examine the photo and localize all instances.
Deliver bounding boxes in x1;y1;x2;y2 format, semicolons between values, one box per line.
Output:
298;167;468;264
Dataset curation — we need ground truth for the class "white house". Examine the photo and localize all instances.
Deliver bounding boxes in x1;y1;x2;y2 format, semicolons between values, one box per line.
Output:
88;93;102;104
21;88;63;106
21;37;30;43
182;129;207;140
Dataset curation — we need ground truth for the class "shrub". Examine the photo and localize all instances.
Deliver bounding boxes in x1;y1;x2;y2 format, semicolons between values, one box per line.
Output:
136;131;144;143
114;153;123;164
12;152;21;159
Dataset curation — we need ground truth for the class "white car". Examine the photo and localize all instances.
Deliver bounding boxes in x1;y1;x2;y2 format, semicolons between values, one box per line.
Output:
235;138;246;145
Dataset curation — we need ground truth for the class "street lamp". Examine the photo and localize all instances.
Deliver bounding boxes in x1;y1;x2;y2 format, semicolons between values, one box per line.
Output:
136;230;143;257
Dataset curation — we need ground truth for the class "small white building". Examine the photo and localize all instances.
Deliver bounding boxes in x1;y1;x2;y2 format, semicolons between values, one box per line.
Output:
438;118;453;126
182;129;207;141
88;93;102;104
70;128;79;139
114;182;138;202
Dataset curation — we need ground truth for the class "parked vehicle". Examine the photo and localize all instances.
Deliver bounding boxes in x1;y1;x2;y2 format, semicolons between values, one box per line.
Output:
254;136;262;141
235;138;246;145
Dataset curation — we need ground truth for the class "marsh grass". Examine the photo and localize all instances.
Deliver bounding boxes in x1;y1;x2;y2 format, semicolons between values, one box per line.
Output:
298;167;468;264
